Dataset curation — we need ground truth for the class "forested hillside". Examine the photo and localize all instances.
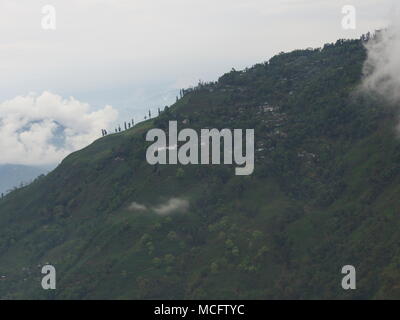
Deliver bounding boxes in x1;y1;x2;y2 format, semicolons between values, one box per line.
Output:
1;38;400;299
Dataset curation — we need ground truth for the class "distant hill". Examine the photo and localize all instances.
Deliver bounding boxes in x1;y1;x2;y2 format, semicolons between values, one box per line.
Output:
0;164;52;196
1;38;399;299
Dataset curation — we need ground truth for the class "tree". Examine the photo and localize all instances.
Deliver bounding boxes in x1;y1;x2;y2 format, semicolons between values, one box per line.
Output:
210;262;219;274
164;254;175;265
167;231;177;240
176;168;184;179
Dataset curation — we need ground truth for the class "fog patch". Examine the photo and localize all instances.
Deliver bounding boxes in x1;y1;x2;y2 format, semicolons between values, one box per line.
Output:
153;198;189;216
128;202;148;211
128;198;189;216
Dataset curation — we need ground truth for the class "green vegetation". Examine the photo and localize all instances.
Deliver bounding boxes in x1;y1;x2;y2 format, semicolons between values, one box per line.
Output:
1;38;400;299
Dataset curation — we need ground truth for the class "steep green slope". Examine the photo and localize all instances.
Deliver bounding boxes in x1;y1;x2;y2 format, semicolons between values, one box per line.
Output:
1;38;400;299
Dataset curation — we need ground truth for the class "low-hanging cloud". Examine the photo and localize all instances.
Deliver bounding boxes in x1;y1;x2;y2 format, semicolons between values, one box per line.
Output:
0;91;118;166
362;8;400;103
153;198;190;216
128;197;189;216
128;202;148;211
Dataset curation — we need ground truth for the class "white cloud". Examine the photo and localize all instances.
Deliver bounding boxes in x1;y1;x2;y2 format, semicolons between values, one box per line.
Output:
0;91;118;165
362;5;400;103
128;202;148;212
127;198;190;216
153;198;189;216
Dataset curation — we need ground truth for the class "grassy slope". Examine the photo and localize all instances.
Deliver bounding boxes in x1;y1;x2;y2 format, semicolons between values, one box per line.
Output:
1;39;400;299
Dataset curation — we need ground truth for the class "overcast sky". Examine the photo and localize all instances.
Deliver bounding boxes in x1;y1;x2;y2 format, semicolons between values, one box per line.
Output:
0;0;397;165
